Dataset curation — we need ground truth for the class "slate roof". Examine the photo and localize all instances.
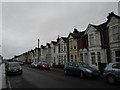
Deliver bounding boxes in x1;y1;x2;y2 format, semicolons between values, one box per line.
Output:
46;43;51;48
89;12;120;32
51;41;57;45
90;22;107;31
107;12;120;20
68;28;85;39
61;37;68;42
90;12;120;31
41;45;45;49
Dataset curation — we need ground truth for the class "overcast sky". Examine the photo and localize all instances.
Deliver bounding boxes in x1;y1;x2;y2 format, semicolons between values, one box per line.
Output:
1;1;119;59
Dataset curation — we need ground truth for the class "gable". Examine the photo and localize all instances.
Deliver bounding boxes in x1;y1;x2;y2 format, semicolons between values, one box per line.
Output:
50;43;53;47
68;34;73;39
85;24;97;34
58;38;64;44
45;45;48;49
107;16;120;27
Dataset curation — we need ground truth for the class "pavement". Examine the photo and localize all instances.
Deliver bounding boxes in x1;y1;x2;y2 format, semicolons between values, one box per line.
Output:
0;63;7;90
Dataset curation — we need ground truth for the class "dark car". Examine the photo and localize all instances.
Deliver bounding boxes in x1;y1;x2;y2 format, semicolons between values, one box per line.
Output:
5;62;23;75
103;62;120;84
64;62;100;78
37;61;50;70
18;61;24;65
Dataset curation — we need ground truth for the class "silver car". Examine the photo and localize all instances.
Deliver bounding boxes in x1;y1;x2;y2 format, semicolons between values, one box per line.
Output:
31;62;38;68
103;62;120;84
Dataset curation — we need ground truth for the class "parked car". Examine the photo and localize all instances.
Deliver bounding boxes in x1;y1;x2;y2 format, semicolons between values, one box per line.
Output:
31;62;38;68
103;62;120;84
5;62;23;75
3;60;9;66
64;62;100;78
18;61;24;65
37;61;50;70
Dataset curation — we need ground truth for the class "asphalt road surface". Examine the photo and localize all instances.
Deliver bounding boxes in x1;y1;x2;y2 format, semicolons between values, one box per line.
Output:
6;65;120;89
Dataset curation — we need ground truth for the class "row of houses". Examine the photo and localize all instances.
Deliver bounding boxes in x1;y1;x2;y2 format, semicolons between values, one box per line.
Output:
13;12;120;71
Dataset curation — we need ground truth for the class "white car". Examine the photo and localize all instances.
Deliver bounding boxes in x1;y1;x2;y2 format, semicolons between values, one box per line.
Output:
103;62;120;84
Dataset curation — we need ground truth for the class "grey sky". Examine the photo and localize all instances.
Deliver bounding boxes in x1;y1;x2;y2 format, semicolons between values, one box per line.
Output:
118;1;120;15
2;2;118;59
0;2;2;55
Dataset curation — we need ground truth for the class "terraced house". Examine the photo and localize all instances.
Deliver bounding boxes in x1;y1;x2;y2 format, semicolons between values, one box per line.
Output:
45;43;51;65
83;23;108;70
50;41;58;66
106;12;120;62
82;12;120;71
68;28;85;62
32;48;40;62
57;37;68;65
40;45;46;62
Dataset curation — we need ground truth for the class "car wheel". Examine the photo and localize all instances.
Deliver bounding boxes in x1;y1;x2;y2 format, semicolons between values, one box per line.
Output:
64;70;68;75
19;72;23;75
107;75;116;84
40;67;42;70
80;71;84;78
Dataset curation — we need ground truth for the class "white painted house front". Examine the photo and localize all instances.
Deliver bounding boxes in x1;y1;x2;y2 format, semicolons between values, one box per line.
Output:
45;43;52;66
107;13;120;62
33;48;39;62
50;41;58;66
83;24;107;70
40;45;46;62
57;37;68;65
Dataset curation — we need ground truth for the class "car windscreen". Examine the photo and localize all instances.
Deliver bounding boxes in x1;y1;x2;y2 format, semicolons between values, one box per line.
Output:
9;63;20;67
112;63;120;69
42;62;48;64
80;62;90;67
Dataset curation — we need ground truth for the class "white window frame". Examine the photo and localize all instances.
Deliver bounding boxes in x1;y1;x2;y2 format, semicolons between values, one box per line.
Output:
69;40;73;50
73;40;77;49
89;33;94;46
115;50;120;62
111;25;120;41
91;52;96;64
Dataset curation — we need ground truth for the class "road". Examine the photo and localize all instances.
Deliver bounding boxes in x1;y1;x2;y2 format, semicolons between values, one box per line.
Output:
6;65;120;89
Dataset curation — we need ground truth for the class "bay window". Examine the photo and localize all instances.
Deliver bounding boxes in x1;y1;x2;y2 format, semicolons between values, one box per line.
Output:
91;52;96;64
89;33;94;46
111;25;120;41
